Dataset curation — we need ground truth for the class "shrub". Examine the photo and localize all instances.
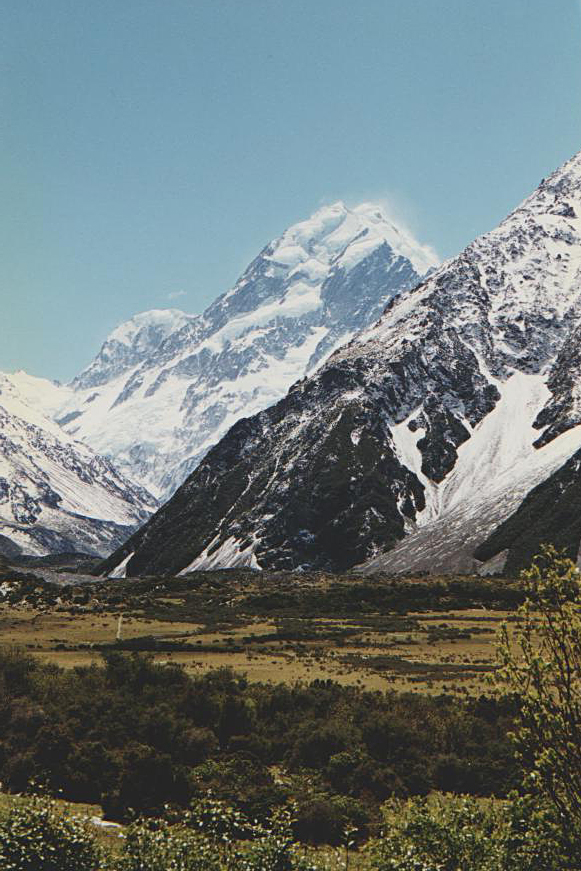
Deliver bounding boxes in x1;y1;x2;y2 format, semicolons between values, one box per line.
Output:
0;795;102;871
119;806;320;871
366;793;576;871
498;547;581;815
293;793;370;845
239;806;320;871
366;795;507;871
118;818;220;871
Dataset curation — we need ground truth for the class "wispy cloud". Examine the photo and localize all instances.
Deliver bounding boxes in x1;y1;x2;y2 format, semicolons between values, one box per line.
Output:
167;289;187;300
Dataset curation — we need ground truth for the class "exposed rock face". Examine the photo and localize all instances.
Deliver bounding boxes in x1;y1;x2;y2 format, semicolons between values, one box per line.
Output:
0;374;157;557
54;203;436;498
101;149;581;578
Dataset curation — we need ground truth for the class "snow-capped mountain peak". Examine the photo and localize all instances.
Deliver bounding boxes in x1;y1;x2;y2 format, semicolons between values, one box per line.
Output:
73;308;198;391
268;200;439;277
107;308;193;347
48;200;435;498
0;371;72;423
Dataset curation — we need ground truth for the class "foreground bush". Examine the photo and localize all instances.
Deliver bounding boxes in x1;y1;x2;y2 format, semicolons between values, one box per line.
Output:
366;793;579;871
118;818;220;871
498;547;581;817
121;805;319;871
3;792;581;870
0;795;102;871
0;795;322;871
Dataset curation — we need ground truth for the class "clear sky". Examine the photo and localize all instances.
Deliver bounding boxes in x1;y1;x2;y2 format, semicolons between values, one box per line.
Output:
2;0;581;382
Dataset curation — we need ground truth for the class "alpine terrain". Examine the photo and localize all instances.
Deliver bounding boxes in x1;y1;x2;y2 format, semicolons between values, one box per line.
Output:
101;148;581;578
0;372;157;557
53;202;438;498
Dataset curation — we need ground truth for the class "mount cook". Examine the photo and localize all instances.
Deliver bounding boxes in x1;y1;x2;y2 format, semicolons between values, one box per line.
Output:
55;202;437;499
101;148;581;578
0;202;435;556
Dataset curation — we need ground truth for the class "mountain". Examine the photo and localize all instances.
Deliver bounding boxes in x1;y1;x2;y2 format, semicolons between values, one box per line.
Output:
55;202;437;498
472;446;581;574
0;373;157;557
100;148;581;578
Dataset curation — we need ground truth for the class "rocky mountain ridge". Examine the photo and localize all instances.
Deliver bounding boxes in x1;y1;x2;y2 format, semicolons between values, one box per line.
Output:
100;148;581;577
0;373;157;557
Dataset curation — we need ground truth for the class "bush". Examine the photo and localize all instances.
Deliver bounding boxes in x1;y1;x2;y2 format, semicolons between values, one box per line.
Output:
118;818;220;871
239;806;320;871
366;795;502;871
119;806;320;871
0;795;102;871
498;547;581;817
190;754;286;822
366;793;577;871
293;792;370;845
0;648;518;826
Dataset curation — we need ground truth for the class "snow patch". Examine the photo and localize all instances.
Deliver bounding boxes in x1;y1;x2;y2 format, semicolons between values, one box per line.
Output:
108;551;134;579
178;536;260;573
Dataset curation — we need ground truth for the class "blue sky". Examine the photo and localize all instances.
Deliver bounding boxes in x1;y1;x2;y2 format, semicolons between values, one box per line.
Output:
2;0;581;381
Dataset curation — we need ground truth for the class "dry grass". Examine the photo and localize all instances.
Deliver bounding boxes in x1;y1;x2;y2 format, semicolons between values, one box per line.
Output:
0;601;507;695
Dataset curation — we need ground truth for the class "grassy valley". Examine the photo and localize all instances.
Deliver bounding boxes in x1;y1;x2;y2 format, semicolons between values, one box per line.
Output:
0;566;524;695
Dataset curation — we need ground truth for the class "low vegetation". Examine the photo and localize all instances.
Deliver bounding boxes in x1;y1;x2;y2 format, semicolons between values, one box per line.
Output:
1;548;581;868
0;566;524;694
0;646;517;828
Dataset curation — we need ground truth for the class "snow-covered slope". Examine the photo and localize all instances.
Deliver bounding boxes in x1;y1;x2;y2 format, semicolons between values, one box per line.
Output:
3;370;74;420
0;374;157;557
55;202;437;497
99;148;581;578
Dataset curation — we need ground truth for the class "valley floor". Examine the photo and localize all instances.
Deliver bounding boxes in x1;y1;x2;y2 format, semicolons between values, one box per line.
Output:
0;566;522;696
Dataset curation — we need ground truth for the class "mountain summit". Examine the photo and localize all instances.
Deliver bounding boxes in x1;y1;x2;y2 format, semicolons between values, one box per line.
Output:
100;149;581;578
56;201;436;497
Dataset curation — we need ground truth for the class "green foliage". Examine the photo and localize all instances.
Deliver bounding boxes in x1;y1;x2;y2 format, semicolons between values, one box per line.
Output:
228;806;318;871
0;791;577;871
366;793;572;871
120;805;320;871
497;545;581;832
0;795;102;871
367;795;504;870
292;791;370;846
118;818;220;871
182;795;253;841
0;649;516;831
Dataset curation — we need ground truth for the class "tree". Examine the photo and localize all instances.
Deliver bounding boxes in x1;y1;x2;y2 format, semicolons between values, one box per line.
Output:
497;544;581;854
